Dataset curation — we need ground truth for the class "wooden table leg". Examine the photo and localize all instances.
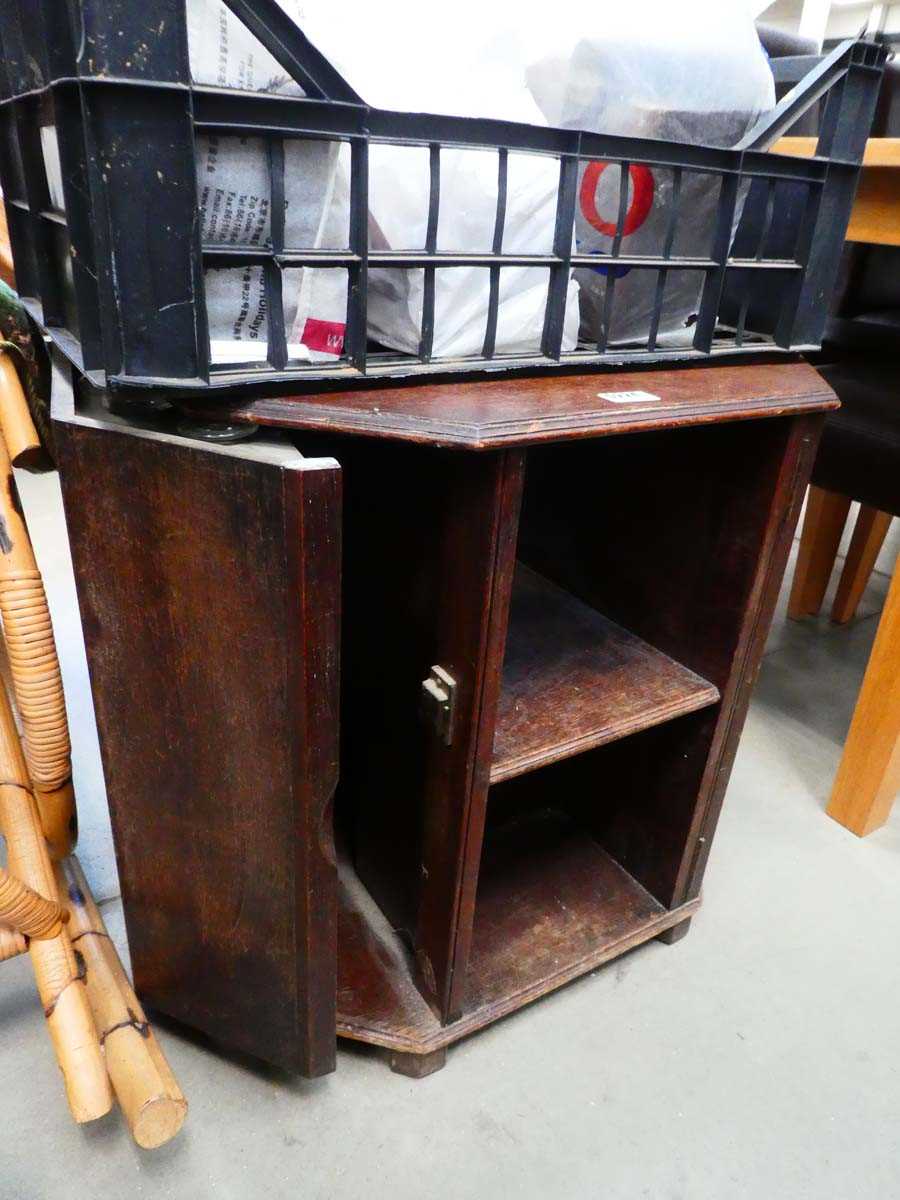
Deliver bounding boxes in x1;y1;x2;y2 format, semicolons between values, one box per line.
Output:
827;552;900;836
788;486;852;619
831;506;893;625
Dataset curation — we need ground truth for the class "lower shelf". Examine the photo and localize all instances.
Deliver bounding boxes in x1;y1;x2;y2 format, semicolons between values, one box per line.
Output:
467;808;664;1013
336;811;700;1056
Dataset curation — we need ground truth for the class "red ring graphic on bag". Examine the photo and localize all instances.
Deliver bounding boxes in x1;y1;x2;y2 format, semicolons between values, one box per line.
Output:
579;162;655;238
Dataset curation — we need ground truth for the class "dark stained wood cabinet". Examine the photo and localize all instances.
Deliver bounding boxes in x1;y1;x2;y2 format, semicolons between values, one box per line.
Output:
54;357;834;1078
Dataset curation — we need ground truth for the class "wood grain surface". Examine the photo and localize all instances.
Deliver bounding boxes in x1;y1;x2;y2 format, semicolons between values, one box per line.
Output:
189;359;836;450
491;565;720;783
55;415;341;1076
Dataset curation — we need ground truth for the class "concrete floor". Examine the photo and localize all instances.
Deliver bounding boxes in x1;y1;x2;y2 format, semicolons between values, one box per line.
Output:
1;485;899;1200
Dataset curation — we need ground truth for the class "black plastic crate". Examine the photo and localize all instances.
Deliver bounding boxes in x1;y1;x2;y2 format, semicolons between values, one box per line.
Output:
0;0;887;394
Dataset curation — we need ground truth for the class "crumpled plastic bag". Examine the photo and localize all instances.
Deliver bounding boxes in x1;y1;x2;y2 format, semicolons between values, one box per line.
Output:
189;0;350;363
189;0;580;363
189;0;774;362
525;0;775;345
187;0;305;96
297;0;582;360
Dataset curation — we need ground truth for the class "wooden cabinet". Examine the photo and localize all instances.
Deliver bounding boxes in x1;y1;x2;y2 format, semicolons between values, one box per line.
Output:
55;358;834;1078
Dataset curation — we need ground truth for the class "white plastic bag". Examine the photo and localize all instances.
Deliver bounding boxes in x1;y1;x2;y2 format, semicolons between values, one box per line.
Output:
190;0;348;363
187;0;305;96
296;0;772;356
192;0;774;362
364;145;578;357
278;0;582;359
196;131;345;362
526;0;775;345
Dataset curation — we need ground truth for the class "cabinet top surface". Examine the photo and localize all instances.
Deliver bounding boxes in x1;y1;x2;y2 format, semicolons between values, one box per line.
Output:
207;358;837;450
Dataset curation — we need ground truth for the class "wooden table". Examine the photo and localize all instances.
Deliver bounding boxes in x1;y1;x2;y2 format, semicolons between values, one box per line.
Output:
774;137;900;248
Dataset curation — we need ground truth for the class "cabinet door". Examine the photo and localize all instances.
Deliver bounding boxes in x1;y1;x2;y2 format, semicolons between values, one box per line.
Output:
54;413;341;1076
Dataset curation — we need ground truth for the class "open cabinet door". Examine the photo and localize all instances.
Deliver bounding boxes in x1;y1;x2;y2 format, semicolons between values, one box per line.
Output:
53;402;340;1077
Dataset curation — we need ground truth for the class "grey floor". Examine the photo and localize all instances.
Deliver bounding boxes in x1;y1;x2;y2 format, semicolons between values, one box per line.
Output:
1;485;899;1200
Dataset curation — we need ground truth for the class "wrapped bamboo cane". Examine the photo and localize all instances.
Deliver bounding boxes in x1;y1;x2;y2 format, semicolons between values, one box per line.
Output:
0;432;74;857
0;352;46;471
55;856;187;1149
0;919;26;961
0;678;111;1122
0;862;67;938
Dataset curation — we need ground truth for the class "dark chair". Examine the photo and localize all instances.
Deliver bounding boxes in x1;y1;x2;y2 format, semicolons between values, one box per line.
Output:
756;23;820;137
756;23;819;59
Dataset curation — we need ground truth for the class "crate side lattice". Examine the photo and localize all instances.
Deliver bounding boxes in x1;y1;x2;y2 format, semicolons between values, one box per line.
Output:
0;0;887;392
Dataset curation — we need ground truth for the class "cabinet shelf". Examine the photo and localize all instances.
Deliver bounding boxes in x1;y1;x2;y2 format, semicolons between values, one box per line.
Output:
336;810;696;1055
468;807;674;1013
491;565;720;784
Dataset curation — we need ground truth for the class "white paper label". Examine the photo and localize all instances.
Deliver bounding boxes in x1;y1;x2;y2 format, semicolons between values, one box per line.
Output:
596;390;661;404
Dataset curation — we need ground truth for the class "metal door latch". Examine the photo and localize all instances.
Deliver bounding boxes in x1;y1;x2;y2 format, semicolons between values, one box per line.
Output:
421;665;457;746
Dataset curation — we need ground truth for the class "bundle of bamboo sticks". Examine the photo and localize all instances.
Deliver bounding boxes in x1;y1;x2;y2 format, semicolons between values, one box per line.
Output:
0;349;187;1148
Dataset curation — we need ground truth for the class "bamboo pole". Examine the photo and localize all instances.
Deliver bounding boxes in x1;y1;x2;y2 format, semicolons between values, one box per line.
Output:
0;432;74;857
0;678;111;1122
0;919;26;961
0;352;45;471
56;856;187;1149
0;862;67;938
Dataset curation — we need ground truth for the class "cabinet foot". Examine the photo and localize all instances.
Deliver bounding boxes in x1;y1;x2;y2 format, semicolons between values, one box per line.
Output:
657;917;692;945
387;1047;447;1078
